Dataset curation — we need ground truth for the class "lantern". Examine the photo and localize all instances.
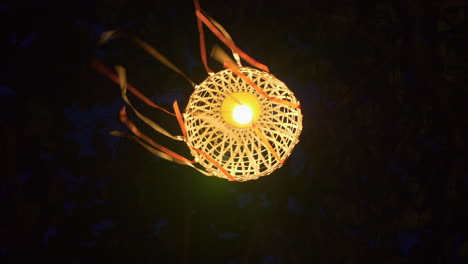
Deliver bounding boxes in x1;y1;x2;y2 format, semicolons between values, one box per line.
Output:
92;0;302;181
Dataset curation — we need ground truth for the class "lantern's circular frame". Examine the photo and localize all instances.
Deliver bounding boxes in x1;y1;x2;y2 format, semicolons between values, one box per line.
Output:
184;67;302;181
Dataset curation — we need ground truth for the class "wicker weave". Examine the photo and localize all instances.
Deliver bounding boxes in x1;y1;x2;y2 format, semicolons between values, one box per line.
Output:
184;67;302;181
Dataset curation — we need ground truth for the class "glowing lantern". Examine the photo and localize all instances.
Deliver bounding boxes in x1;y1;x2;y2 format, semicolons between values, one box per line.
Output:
92;0;302;181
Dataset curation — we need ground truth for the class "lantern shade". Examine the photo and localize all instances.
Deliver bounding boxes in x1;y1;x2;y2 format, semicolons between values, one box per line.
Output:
184;67;303;181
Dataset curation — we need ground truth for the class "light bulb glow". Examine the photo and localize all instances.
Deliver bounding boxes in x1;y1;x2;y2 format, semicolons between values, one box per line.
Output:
233;105;253;124
221;92;261;128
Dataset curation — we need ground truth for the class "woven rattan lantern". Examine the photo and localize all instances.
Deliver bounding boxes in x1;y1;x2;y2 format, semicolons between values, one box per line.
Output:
93;0;302;181
184;67;302;181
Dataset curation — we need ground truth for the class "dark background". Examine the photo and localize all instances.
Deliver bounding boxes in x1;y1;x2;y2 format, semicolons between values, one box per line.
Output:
1;0;467;263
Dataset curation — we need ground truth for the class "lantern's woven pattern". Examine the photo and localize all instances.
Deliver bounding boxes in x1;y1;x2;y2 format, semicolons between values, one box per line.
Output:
184;67;302;181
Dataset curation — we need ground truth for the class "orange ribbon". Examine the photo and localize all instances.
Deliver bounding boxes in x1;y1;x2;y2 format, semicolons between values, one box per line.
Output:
194;0;213;74
90;59;176;116
224;61;301;109
119;107;196;164
173;99;237;181
253;125;284;164
194;0;269;73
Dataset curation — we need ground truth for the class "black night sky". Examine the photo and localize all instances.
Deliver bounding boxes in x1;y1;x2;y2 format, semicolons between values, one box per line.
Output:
1;0;467;263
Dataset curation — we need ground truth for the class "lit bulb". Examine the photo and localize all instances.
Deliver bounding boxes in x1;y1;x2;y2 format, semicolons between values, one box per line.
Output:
233;105;253;124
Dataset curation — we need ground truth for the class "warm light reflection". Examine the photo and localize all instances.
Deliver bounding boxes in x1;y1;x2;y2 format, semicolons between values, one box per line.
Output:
221;92;261;128
233;105;253;124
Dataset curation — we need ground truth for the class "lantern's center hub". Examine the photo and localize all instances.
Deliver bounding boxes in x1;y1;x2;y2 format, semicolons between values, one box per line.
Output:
233;105;253;124
221;92;261;128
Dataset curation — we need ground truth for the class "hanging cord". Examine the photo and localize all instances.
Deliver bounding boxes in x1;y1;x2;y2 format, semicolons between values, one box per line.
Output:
194;0;269;73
